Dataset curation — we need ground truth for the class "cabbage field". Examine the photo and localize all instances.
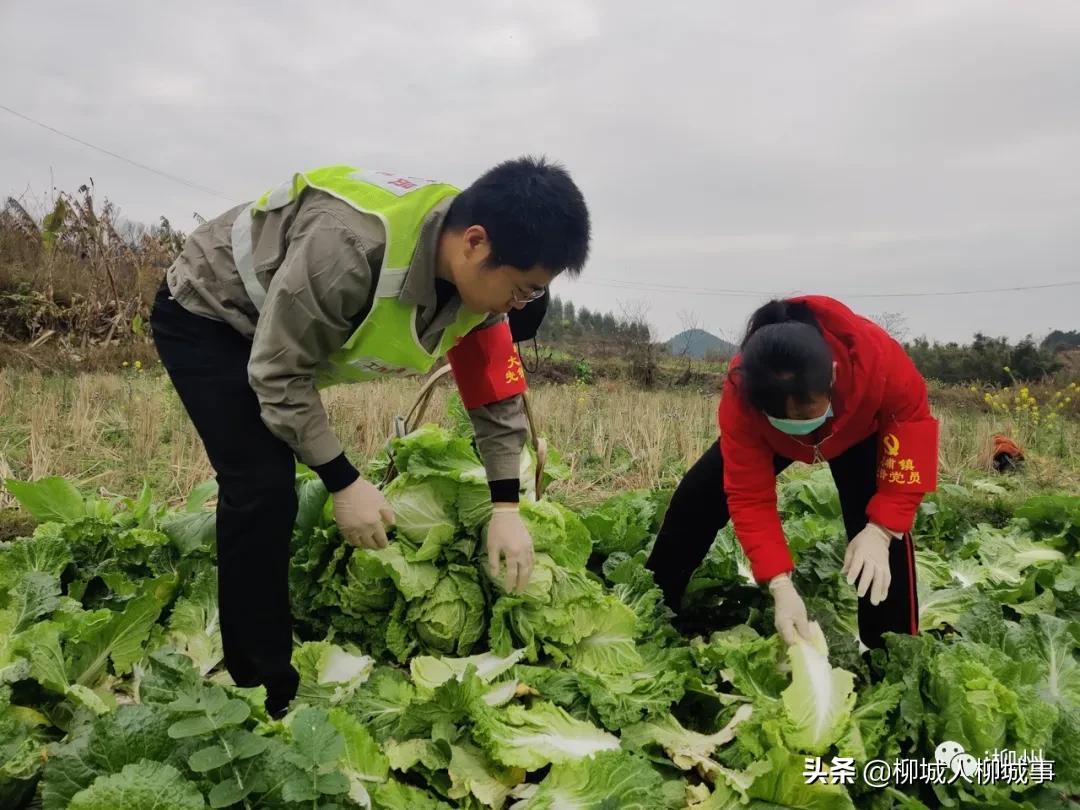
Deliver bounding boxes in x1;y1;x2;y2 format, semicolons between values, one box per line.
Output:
1;419;1078;809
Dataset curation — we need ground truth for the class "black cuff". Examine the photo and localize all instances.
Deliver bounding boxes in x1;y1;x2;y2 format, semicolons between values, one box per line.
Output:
488;478;520;503
311;453;361;493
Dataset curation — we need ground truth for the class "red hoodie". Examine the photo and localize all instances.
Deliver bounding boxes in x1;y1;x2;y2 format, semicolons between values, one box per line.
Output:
719;296;938;583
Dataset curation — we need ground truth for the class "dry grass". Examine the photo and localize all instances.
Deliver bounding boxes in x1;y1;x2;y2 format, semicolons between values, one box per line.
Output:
0;372;717;509
1;369;1078;522
1;187;179;349
311;379;717;506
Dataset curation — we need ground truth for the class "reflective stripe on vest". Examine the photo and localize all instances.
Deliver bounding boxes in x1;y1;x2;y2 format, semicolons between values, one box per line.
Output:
374;267;407;299
230;167;452;313
230;207;266;311
228;166;488;389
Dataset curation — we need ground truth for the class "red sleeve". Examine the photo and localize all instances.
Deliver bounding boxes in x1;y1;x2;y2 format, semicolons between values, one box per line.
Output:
719;375;794;583
866;342;937;532
446;320;528;409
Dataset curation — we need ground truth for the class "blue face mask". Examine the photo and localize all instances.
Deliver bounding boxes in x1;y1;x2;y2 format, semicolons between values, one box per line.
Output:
766;405;833;436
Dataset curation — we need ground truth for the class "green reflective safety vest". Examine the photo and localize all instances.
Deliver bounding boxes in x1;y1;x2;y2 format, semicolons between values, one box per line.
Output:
230;166;489;388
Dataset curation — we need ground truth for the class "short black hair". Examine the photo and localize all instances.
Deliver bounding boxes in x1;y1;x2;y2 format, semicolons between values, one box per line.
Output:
445;155;590;276
735;299;833;417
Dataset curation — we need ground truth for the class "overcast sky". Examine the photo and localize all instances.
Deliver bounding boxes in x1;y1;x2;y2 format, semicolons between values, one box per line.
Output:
2;1;1078;343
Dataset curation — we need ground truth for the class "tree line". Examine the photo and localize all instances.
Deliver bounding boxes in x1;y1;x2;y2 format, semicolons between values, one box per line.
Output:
536;295;651;343
538;298;1074;386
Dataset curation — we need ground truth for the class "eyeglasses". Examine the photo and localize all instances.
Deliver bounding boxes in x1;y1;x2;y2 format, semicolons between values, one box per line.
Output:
511;287;547;305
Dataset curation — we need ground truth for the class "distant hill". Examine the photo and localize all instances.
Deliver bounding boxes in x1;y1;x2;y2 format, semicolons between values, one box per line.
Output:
665;329;738;359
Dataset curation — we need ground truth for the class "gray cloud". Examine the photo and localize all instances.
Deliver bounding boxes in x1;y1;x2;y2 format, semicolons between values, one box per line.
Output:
3;0;1078;342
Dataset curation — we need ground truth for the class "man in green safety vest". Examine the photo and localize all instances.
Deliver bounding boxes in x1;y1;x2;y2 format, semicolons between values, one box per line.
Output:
150;157;591;717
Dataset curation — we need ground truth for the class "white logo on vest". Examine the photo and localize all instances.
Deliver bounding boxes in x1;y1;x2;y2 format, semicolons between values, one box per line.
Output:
346;357;422;378
349;169;439;197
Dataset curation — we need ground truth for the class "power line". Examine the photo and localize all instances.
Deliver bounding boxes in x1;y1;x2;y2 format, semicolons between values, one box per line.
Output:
1;103;237;203
576;278;772;298
830;279;1080;299
4;102;1077;303
575;276;1080;300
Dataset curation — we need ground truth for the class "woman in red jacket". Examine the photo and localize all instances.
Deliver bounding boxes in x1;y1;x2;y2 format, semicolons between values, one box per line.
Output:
645;296;938;649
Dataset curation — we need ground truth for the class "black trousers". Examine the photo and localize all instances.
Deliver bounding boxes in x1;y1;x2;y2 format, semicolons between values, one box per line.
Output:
645;437;919;649
150;282;300;713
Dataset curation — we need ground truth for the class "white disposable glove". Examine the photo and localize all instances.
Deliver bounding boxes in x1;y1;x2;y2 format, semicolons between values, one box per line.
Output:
841;522;894;605
333;478;395;550
769;573;812;646
486;506;535;594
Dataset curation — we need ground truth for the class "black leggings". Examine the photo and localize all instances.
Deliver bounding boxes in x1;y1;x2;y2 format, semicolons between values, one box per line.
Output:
150;282;300;713
645;437;919;649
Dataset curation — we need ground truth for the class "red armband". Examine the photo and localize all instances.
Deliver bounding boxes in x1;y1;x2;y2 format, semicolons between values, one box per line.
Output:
447;321;528;409
875;417;939;493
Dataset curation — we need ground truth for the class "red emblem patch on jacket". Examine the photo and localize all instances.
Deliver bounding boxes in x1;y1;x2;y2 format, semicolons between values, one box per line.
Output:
876;417;939;492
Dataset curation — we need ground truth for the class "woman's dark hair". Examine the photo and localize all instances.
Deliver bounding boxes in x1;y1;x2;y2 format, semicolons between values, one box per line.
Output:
735;299;833;417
